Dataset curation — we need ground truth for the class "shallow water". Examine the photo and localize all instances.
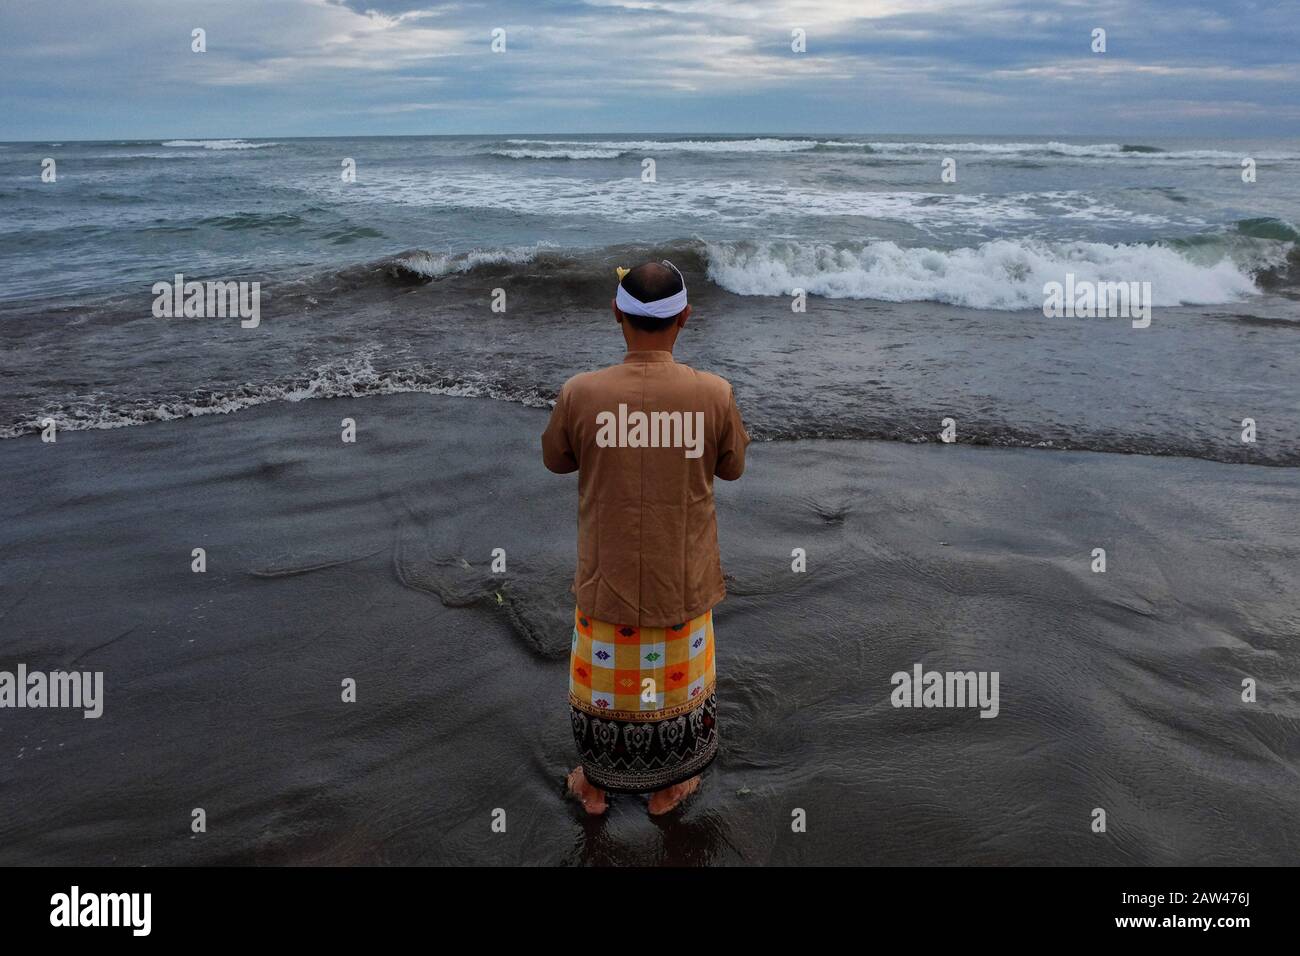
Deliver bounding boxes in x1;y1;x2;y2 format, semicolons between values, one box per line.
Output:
0;394;1296;865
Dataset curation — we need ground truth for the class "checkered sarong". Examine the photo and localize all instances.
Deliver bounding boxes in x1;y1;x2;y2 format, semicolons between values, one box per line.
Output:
568;607;719;793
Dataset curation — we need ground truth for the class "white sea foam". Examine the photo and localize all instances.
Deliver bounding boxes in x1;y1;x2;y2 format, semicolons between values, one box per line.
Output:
491;147;625;160
865;141;1233;158
2;349;551;439
501;137;826;154
704;237;1282;309
496;138;1298;163
394;244;551;277
112;152;209;160
160;139;280;150
856;141;1300;163
337;169;1185;234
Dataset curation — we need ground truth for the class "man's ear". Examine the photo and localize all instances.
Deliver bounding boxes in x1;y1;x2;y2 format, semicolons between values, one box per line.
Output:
676;305;691;329
612;299;623;324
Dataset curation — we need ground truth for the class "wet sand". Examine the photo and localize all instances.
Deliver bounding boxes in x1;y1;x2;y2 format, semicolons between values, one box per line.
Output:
1;392;1297;865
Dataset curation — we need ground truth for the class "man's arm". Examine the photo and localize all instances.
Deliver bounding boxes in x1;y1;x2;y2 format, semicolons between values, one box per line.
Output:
714;385;749;481
542;384;579;474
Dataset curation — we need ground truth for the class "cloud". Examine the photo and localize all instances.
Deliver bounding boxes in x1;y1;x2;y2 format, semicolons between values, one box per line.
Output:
0;0;1296;137
990;60;1297;83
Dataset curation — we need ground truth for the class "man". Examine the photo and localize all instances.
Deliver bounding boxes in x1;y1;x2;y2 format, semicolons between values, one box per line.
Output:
542;260;749;816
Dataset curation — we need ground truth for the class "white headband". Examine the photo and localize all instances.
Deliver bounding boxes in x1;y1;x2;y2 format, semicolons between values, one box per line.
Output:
615;260;688;318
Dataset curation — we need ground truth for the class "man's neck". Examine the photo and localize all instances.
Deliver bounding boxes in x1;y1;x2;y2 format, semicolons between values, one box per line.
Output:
622;334;677;353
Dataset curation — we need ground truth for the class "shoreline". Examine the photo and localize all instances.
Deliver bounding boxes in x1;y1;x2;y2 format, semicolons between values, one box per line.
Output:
3;376;1295;468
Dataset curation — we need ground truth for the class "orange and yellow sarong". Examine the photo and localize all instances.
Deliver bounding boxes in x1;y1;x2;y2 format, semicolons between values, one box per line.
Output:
568;606;719;793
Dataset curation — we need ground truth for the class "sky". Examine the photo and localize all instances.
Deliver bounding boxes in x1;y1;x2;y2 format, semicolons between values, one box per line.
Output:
1;0;1298;139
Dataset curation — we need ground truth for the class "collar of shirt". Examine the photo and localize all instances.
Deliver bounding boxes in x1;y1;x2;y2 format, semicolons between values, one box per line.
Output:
622;350;676;364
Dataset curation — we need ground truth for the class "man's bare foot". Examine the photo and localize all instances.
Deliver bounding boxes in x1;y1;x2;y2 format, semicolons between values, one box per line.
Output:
647;775;701;816
566;766;608;816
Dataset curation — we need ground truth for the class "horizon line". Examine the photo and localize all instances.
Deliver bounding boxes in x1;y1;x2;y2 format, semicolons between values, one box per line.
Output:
0;131;1281;144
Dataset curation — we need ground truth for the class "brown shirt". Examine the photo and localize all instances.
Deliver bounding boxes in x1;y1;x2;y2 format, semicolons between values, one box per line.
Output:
542;350;749;627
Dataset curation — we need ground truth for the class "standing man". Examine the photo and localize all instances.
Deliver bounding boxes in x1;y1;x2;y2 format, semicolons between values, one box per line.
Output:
542;261;749;816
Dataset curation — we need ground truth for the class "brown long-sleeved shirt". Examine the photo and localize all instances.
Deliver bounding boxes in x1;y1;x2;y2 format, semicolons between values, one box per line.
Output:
542;350;749;627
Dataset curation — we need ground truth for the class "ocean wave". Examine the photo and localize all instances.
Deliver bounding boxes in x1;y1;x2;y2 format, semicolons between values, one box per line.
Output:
160;139;280;150
106;152;209;160
702;234;1292;309
0;350;554;440
491;147;625;160
852;141;1284;161
494;138;1298;162
338;169;1185;232
393;244;553;278
272;226;1297;307
500;137;828;154
1232;216;1300;242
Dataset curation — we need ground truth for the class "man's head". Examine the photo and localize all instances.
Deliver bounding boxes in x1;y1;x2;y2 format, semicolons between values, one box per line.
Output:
612;261;691;350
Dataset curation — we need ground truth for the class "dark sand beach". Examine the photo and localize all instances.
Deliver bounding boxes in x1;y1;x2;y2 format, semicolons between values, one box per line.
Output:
2;392;1297;866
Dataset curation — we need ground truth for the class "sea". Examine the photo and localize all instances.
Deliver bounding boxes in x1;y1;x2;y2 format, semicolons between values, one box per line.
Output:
1;133;1297;463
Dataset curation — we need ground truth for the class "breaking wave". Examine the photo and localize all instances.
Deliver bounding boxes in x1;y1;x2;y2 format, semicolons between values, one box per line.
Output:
490;147;625;160
498;137;831;155
160;139;280;151
392;244;554;278
487;138;1298;163
702;230;1293;309
200;223;1300;309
